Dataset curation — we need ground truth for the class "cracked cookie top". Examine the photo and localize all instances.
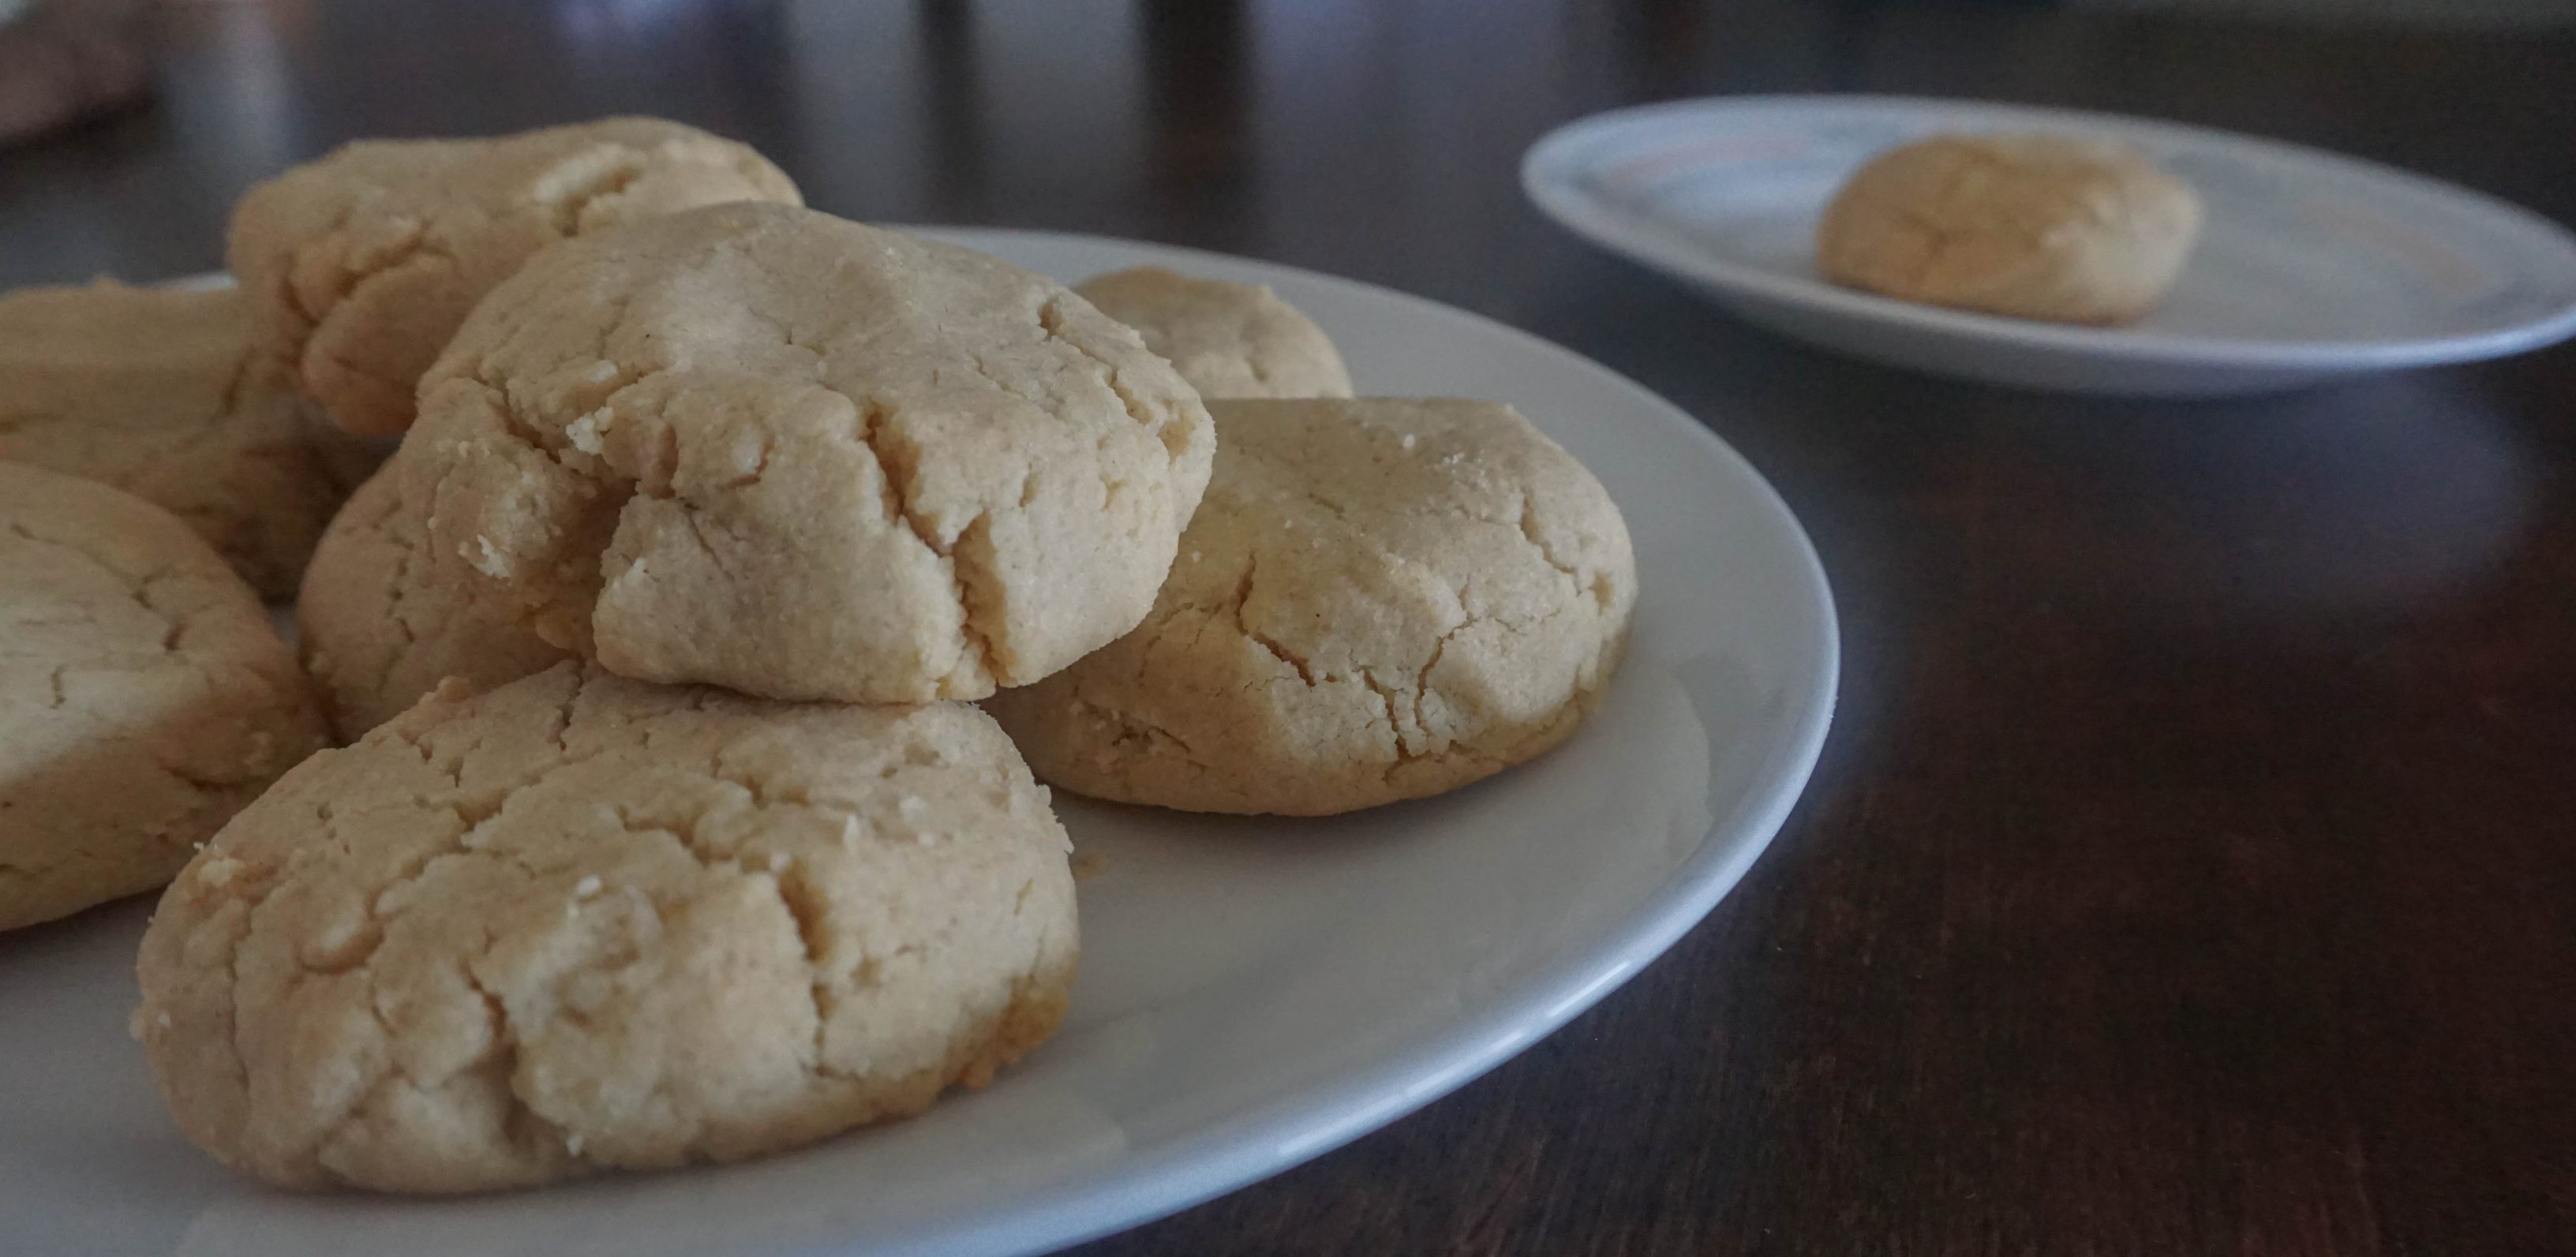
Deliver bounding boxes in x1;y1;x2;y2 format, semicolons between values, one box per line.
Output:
0;282;380;598
297;468;572;742
1815;133;2203;326
401;202;1217;705
1073;266;1354;400
0;463;327;931
134;662;1078;1192
228;117;802;436
987;398;1636;816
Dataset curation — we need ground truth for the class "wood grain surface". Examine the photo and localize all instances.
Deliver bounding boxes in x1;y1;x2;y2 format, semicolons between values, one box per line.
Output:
3;2;2570;1252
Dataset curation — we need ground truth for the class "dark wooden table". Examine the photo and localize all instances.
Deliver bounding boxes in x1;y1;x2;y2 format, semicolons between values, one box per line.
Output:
8;1;2573;1252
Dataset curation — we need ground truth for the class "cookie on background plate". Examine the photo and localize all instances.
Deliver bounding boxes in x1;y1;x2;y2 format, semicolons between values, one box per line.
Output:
134;663;1078;1193
297;467;573;742
1073;266;1354;399
0;281;380;599
987;397;1637;817
229;116;801;436
1815;132;2203;326
0;464;327;932
404;201;1215;705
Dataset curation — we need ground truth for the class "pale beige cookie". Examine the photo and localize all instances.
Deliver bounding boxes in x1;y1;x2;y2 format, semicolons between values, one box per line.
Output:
229;117;802;436
0;465;327;932
405;202;1215;705
1073;266;1353;399
297;468;571;742
987;398;1635;816
1815;133;2203;325
0;281;381;599
134;663;1078;1194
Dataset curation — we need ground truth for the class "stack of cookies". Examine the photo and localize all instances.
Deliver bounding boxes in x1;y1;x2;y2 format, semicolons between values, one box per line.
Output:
0;118;1636;1195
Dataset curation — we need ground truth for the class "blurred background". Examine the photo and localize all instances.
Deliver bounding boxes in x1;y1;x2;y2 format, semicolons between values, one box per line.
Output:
3;0;2570;301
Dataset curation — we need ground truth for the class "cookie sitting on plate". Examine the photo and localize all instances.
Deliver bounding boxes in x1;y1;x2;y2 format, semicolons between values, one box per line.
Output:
230;117;802;436
1815;133;2203;325
134;663;1076;1192
1073;266;1354;399
987;397;1636;816
399;201;1214;705
0;281;379;599
0;464;327;932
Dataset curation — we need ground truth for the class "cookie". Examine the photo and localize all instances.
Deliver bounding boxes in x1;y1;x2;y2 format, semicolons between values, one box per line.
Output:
0;464;327;932
133;663;1078;1193
1816;133;2202;325
297;468;571;742
405;202;1215;704
986;398;1635;816
0;281;380;599
229;117;802;436
1073;267;1353;399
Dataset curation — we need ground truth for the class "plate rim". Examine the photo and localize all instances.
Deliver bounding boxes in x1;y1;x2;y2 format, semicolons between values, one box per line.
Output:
140;228;1840;1257
1522;93;2576;372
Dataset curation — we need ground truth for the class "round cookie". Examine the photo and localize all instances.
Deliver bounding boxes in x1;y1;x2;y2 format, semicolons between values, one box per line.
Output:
987;398;1636;816
1815;133;2203;325
297;468;571;742
133;663;1078;1193
0;464;327;932
405;202;1216;705
0;282;381;599
229;116;802;436
1073;266;1354;399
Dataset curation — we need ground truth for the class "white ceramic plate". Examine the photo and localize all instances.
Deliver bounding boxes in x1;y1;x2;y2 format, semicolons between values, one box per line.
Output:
1524;95;2576;396
0;230;1837;1257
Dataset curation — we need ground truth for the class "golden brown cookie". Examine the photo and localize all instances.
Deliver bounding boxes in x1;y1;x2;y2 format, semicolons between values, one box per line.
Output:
0;281;380;598
1073;266;1353;399
296;468;571;741
1816;133;2203;325
404;202;1215;704
987;398;1636;816
229;117;802;436
0;464;327;931
133;663;1078;1193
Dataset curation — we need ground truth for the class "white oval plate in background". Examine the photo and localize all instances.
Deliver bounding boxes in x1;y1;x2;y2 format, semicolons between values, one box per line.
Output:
1523;95;2576;396
0;230;1838;1257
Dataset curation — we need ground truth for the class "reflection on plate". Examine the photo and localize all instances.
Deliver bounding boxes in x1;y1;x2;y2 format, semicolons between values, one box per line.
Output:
1525;95;2576;396
0;230;1837;1257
